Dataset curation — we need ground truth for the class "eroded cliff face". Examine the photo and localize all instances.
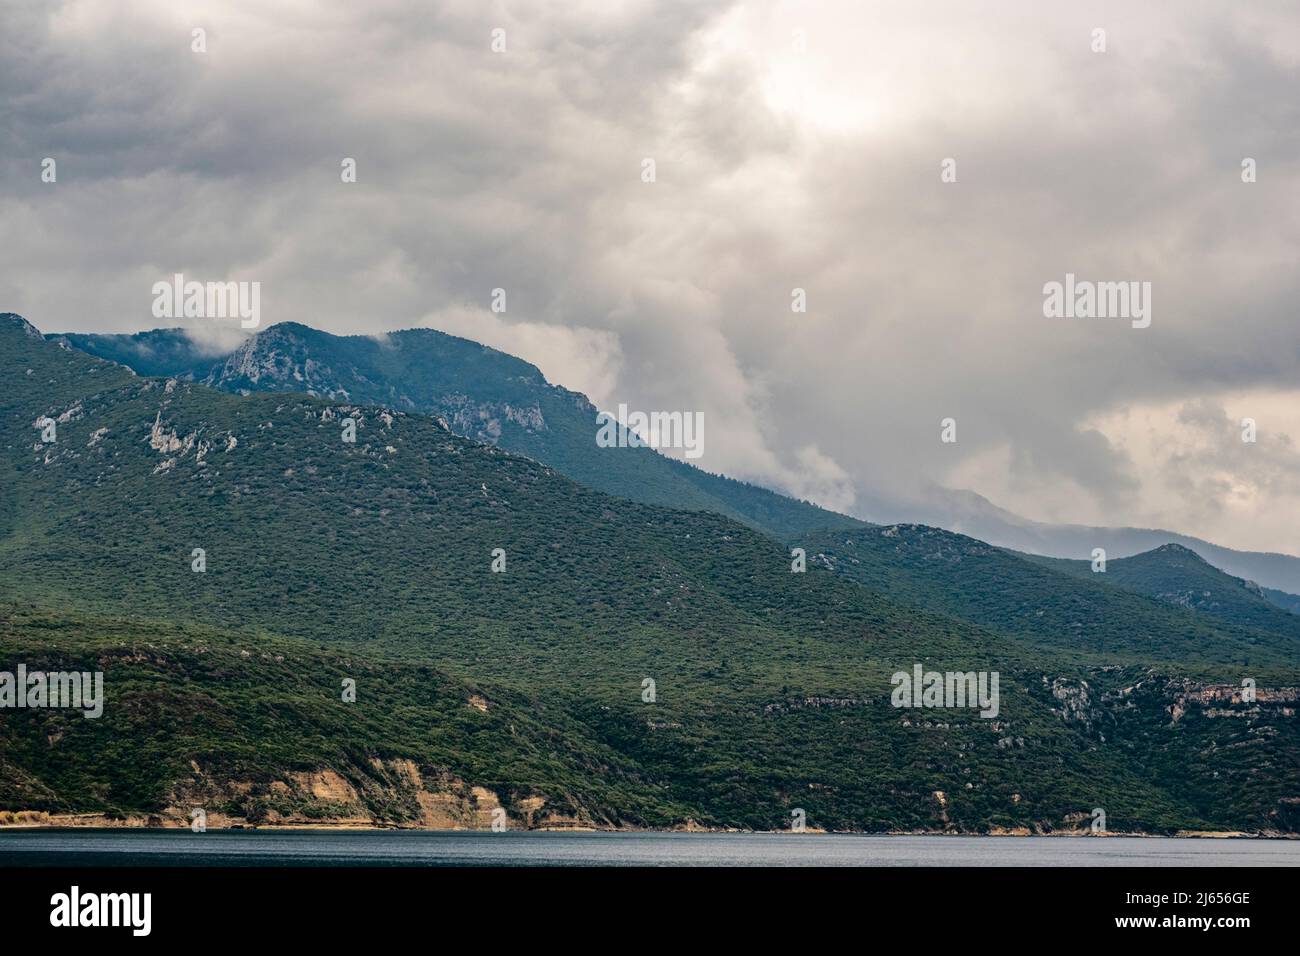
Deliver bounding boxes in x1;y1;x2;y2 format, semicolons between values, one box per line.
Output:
1166;682;1300;723
1045;672;1299;727
0;758;607;831
1048;677;1095;725
201;326;551;451
435;394;547;447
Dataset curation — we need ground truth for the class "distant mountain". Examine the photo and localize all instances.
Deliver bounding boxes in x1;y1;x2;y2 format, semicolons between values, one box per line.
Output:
890;486;1300;598
1023;543;1300;641
801;524;1299;664
52;322;864;540
1263;587;1300;615
6;311;1300;834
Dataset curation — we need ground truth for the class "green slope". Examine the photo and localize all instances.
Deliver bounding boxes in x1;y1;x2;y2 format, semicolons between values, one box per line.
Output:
1024;543;1300;641
799;524;1300;667
0;604;694;828
52;322;863;539
3;313;1300;833
5;602;1298;834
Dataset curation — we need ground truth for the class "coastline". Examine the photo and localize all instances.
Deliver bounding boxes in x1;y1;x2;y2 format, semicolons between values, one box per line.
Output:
0;812;1286;839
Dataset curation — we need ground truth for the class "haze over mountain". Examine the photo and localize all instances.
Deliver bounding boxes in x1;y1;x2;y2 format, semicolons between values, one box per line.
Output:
4;312;1300;834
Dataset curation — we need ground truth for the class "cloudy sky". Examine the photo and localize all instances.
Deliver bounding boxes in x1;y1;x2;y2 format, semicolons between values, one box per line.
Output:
3;0;1299;554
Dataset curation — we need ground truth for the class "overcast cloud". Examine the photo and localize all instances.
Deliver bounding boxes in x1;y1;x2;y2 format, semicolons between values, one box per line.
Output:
3;0;1299;553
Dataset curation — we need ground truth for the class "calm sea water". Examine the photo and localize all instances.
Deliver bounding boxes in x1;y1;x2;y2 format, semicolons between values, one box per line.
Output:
1;829;1297;866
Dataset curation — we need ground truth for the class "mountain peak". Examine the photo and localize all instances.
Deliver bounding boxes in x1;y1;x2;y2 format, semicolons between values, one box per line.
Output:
37;317;865;538
250;321;320;340
0;312;43;340
1145;542;1208;562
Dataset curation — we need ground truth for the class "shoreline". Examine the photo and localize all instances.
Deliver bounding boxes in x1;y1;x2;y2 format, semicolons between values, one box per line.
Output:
0;819;1288;839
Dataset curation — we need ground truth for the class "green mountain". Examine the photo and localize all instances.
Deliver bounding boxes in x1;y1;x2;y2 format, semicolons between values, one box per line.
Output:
53;322;863;540
915;486;1300;597
1021;543;1300;640
1263;587;1300;615
3;313;1299;834
800;524;1300;665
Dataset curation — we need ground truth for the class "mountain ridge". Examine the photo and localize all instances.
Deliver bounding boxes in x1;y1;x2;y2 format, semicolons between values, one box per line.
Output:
1022;543;1300;641
800;523;1300;664
50;320;864;541
46;318;1300;603
909;486;1300;597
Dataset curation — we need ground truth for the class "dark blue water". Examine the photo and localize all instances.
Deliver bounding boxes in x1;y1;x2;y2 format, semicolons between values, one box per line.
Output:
1;829;1296;866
